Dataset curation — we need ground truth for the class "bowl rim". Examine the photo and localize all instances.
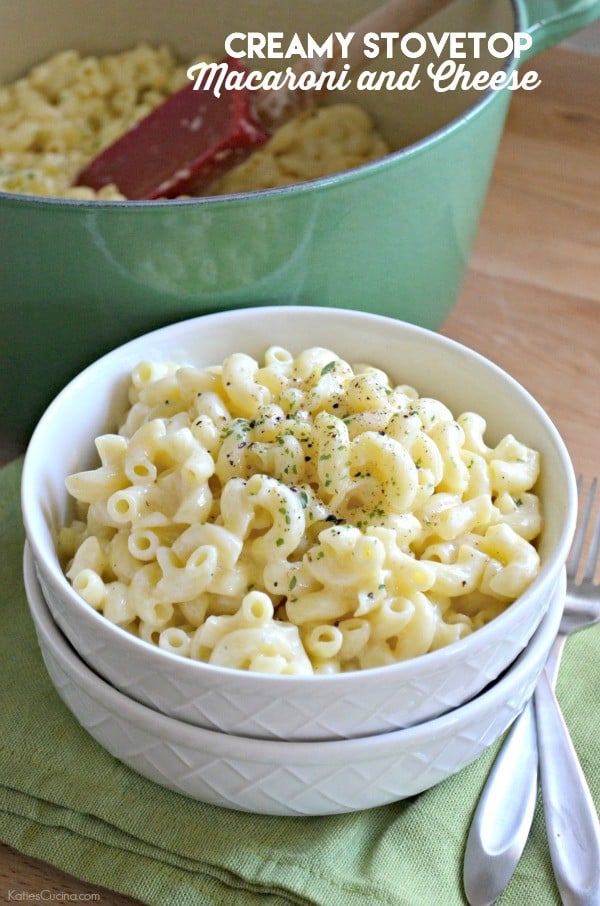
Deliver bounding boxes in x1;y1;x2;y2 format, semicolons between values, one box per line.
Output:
21;305;578;689
0;1;521;208
24;540;565;757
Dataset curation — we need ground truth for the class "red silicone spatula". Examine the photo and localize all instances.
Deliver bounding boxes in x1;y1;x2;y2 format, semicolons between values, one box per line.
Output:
74;57;269;199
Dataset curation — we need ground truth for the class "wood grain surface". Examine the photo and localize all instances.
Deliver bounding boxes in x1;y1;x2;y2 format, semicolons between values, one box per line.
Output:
1;44;599;906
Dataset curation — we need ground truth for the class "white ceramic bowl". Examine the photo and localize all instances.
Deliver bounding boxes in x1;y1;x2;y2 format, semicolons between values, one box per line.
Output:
22;307;577;740
24;542;565;816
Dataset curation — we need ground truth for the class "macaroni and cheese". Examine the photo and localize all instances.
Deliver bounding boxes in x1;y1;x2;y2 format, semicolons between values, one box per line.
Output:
0;45;389;199
59;347;542;675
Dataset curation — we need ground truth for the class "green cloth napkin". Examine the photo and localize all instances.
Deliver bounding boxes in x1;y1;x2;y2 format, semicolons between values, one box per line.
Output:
2;457;599;906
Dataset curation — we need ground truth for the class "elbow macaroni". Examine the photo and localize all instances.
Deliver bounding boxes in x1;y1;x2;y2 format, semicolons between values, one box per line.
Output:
60;346;543;675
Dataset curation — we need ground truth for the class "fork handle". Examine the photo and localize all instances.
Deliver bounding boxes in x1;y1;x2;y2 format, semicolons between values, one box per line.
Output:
535;669;600;905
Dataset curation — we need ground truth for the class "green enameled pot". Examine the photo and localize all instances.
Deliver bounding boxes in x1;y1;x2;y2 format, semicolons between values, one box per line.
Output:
1;0;599;442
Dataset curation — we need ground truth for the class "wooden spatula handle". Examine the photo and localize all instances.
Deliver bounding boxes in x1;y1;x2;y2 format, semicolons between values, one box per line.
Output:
256;0;452;125
335;0;453;70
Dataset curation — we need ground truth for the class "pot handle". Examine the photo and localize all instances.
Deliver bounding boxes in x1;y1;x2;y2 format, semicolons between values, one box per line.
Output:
517;0;600;60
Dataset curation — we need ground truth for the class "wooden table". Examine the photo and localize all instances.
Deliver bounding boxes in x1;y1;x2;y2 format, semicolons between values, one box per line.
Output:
1;44;599;906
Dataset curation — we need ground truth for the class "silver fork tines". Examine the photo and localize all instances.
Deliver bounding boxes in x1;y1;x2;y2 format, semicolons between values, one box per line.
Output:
563;477;600;634
569;476;598;576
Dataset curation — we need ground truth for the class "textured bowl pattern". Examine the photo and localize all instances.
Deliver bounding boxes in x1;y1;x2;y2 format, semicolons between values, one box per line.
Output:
35;562;547;740
25;543;565;816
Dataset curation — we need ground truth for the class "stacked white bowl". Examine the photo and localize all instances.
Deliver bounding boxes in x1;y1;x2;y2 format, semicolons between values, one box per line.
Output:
21;308;577;816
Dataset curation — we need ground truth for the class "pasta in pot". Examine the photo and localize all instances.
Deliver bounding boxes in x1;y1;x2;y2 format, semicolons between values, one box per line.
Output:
0;45;389;199
59;346;542;675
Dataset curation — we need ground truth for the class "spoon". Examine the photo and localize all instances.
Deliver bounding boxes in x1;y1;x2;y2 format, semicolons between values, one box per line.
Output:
74;0;451;199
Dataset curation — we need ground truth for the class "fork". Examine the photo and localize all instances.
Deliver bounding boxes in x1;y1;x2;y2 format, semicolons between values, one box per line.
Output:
463;477;600;906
